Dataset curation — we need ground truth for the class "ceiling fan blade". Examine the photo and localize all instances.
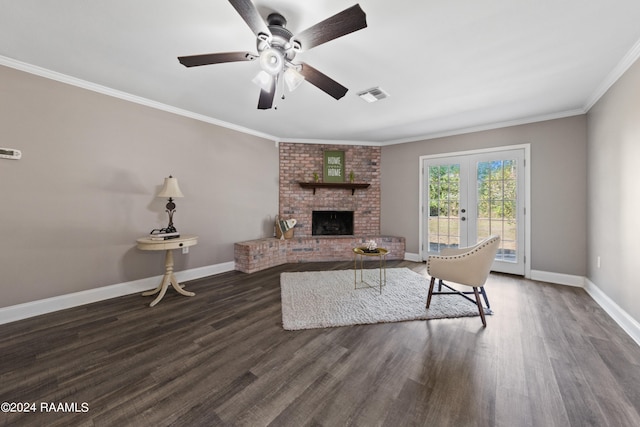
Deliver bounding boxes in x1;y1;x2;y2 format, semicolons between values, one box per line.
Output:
299;62;348;100
228;0;271;38
293;4;367;51
178;52;257;67
257;78;276;109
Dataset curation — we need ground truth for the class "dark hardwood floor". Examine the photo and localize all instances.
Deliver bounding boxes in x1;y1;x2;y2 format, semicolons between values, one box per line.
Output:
2;260;640;426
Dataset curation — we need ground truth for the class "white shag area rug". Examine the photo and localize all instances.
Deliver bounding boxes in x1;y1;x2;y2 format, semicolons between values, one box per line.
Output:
280;268;490;330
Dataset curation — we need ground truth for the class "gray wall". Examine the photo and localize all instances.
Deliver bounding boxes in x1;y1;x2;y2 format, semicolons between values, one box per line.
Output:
587;58;640;323
381;116;588;276
6;52;636;325
0;65;278;308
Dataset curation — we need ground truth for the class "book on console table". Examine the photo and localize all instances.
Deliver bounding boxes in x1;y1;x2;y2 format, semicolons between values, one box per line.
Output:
149;232;180;240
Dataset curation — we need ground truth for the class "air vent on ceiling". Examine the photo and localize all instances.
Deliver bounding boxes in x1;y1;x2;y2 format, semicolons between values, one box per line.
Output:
357;87;389;103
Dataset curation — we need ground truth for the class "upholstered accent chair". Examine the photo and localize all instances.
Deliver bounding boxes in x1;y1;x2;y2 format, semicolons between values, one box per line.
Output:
426;235;501;327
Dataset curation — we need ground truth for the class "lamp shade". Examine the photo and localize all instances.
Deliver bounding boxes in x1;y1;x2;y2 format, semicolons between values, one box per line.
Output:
284;67;305;92
157;176;184;198
252;70;274;92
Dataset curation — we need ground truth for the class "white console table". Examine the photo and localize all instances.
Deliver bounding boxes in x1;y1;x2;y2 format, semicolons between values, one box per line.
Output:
136;234;198;307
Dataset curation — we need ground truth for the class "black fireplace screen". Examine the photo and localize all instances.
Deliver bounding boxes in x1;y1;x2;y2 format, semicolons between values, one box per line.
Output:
312;211;354;236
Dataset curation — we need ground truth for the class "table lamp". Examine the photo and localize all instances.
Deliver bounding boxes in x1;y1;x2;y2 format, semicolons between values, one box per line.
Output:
157;175;184;233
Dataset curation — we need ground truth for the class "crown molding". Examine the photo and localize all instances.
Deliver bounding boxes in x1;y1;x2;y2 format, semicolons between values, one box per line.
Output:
0;55;279;143
4;44;639;148
379;108;587;146
583;37;640;112
276;137;381;146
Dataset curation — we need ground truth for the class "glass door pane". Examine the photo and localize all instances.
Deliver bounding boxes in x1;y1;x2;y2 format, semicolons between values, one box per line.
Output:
426;163;466;253
476;159;518;262
469;149;525;275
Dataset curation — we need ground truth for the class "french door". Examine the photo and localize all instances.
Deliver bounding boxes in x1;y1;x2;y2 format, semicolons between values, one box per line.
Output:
422;147;527;275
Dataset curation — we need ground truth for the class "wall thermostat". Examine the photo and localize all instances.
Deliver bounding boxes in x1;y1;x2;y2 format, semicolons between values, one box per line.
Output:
0;148;22;160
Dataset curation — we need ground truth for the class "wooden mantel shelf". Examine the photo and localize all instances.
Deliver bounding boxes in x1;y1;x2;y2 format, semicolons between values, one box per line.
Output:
298;182;370;195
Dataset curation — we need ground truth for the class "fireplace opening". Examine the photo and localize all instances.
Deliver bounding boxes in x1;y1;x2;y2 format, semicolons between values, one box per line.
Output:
312;211;354;236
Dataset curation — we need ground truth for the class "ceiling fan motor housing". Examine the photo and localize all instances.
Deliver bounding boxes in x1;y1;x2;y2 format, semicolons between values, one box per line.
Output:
257;13;296;62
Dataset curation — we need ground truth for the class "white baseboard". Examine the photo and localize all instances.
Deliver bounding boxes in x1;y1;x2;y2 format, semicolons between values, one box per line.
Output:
530;271;640;347
4;262;639;349
584;279;640;347
177;261;236;282
404;252;422;262
530;270;585;287
0;261;236;325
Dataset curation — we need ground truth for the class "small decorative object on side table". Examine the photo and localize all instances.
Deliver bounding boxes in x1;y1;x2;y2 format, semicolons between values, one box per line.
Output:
353;241;388;294
136;234;198;307
363;239;378;252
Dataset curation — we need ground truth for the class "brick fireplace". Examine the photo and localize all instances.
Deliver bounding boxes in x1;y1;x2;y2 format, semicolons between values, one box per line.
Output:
234;142;405;273
279;142;380;236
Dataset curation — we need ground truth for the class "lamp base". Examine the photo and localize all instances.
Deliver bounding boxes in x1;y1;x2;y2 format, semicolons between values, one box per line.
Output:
164;201;178;234
163;225;178;234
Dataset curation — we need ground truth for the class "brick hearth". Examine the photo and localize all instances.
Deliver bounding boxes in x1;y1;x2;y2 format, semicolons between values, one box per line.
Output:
234;236;405;274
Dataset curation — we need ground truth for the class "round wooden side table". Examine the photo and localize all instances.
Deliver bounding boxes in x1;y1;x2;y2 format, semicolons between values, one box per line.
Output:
136;234;198;307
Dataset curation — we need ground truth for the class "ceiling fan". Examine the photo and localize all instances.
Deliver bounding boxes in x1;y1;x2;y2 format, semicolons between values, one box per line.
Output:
178;0;367;109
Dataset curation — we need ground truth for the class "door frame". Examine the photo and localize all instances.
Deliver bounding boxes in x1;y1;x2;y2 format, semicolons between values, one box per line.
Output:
418;143;531;279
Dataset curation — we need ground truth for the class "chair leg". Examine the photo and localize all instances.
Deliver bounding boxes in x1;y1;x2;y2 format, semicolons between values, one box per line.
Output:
438;279;443;292
473;287;487;327
479;286;490;310
426;277;436;308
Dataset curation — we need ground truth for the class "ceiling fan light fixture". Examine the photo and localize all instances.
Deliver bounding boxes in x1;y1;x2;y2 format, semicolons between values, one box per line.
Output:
284;67;305;91
259;48;284;75
178;1;368;110
252;70;274;92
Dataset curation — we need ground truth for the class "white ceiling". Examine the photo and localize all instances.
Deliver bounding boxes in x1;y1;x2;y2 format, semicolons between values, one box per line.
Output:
2;0;640;145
